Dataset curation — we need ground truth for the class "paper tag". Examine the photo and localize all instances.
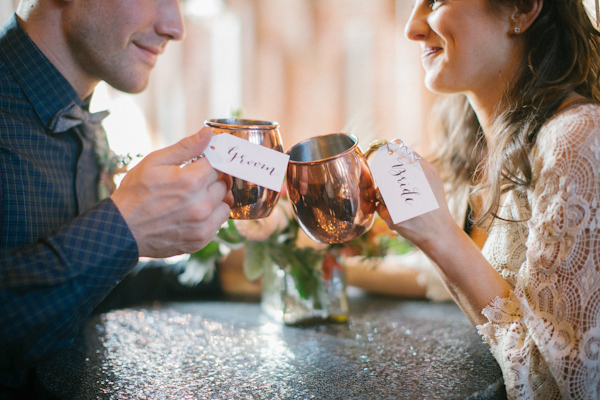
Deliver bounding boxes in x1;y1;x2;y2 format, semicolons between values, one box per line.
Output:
204;133;289;192
369;143;439;224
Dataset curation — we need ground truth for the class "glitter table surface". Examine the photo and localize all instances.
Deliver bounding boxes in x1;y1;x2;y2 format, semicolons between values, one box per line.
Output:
36;289;506;399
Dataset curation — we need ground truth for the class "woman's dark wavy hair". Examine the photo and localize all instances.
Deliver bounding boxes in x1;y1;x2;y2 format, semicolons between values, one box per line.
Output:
427;94;485;199
432;0;600;228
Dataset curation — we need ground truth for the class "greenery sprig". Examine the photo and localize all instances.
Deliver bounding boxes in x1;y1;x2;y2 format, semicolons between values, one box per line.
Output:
187;199;413;300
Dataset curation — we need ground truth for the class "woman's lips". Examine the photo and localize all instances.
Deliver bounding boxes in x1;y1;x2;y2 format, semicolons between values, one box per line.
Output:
422;46;442;59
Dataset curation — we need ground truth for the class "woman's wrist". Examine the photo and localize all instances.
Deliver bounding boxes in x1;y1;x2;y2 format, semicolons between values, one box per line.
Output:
415;224;512;324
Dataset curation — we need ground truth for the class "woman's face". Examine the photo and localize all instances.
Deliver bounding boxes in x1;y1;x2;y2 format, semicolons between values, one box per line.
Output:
405;0;523;102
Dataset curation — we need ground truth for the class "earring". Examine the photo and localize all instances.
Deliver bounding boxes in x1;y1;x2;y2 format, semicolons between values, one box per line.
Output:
514;27;521;34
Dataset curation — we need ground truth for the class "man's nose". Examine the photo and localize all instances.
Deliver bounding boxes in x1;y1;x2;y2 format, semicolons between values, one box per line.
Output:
156;0;186;41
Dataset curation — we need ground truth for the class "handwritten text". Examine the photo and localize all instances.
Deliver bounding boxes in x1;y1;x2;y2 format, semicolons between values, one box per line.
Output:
389;159;420;205
227;146;277;176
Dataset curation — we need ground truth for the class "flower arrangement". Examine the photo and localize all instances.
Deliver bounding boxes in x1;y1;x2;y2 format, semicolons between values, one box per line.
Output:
184;195;413;303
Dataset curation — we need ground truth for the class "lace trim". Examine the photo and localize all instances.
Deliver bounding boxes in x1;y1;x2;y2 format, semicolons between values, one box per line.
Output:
478;292;565;399
478;292;522;346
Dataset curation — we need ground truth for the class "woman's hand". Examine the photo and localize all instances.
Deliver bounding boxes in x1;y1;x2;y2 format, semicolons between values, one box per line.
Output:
376;157;458;251
377;156;512;325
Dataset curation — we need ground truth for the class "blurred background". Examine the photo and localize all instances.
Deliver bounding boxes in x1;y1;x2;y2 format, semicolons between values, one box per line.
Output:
2;0;598;299
1;0;597;158
0;0;437;158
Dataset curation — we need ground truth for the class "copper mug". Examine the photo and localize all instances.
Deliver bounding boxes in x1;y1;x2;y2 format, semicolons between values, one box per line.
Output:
285;133;378;244
205;118;284;219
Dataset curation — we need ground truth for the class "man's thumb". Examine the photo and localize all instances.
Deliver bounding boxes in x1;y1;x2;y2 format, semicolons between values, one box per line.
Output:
152;127;213;166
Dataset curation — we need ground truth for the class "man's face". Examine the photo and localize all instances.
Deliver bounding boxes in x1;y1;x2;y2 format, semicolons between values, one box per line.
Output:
64;0;185;94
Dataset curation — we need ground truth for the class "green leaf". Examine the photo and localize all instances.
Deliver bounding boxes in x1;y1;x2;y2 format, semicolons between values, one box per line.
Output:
288;259;318;301
189;240;221;262
216;220;245;244
286;248;325;301
388;236;414;255
243;241;269;281
230;108;244;118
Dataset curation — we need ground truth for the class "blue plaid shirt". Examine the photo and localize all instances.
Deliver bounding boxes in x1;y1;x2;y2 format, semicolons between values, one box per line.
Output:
0;15;139;389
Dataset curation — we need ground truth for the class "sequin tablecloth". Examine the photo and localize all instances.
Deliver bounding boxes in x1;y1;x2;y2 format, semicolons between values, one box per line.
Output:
36;289;506;400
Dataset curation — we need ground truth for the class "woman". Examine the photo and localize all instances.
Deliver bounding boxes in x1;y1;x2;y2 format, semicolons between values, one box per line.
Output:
379;0;600;398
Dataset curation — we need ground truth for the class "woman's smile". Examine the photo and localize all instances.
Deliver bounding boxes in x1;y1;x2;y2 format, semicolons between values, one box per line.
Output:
421;46;443;60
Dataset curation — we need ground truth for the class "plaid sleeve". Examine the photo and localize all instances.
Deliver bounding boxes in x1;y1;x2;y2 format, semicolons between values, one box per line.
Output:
0;161;3;239
0;198;139;373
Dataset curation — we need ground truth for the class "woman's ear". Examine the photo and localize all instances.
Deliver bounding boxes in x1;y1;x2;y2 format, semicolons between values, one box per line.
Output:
510;0;543;34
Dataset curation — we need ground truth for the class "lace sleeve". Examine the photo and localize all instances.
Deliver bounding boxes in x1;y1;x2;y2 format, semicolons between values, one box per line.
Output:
477;104;600;399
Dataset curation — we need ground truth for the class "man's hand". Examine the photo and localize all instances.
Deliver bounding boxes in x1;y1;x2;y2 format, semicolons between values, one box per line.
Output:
111;127;232;258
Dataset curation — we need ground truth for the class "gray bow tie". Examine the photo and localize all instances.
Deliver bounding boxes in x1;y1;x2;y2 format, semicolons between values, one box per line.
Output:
49;101;116;200
49;102;109;134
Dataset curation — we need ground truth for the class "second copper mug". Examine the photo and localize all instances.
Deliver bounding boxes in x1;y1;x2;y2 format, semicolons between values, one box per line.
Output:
205;118;283;219
285;133;377;244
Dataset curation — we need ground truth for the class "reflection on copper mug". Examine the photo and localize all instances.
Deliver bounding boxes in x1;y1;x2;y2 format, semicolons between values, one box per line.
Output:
285;133;377;244
205;118;284;219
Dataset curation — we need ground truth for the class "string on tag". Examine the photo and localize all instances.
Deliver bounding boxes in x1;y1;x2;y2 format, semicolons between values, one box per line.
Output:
366;139;422;163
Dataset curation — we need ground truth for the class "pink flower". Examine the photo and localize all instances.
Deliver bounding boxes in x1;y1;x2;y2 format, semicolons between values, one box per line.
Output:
234;205;288;241
295;227;328;250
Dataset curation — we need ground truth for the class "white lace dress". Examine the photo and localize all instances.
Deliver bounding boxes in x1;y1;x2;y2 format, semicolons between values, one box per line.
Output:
477;103;600;399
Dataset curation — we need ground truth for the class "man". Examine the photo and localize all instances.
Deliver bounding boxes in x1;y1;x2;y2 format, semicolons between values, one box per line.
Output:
0;0;233;396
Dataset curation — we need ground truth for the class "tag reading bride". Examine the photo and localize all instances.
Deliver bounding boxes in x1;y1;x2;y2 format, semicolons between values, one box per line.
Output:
205;133;290;192
369;143;439;224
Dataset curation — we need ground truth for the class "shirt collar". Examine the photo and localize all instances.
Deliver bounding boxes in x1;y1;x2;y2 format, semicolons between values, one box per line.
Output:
0;14;83;130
